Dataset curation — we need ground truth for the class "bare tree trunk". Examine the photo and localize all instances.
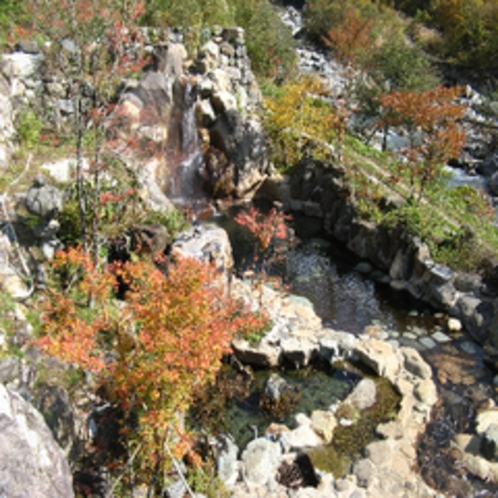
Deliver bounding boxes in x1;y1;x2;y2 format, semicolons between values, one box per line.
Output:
74;91;88;253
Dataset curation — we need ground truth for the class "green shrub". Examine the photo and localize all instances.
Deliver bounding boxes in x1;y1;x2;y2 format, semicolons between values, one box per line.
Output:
141;206;190;239
16;111;44;149
233;0;296;79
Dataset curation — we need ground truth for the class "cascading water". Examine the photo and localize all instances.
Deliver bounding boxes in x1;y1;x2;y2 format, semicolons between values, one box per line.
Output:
165;78;207;208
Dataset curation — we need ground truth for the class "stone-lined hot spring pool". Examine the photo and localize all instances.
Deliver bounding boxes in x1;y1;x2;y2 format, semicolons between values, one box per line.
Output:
206;209;498;496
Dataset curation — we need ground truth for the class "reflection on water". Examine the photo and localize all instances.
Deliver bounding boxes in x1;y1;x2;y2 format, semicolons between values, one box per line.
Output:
284;240;438;337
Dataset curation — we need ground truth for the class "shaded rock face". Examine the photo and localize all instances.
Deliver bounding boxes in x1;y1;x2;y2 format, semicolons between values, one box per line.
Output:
0;383;74;498
34;385;77;458
113;29;268;205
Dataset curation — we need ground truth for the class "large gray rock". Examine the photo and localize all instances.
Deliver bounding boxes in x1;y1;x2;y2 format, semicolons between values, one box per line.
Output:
170;224;233;275
241;437;282;484
0;383;74;498
1;52;43;80
25;175;62;220
208;112;269;197
454;294;495;344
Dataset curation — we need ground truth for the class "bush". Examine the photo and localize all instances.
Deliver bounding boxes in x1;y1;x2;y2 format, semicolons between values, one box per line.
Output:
263;75;347;170
233;0;296;79
369;36;440;91
304;0;380;47
15;111;44;149
34;248;269;488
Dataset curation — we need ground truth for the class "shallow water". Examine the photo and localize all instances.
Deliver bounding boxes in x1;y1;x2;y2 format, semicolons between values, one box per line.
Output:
224;367;355;451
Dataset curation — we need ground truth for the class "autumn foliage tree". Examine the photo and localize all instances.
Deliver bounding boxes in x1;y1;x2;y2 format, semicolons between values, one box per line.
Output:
263;76;349;169
35;247;268;486
378;86;466;200
322;5;374;64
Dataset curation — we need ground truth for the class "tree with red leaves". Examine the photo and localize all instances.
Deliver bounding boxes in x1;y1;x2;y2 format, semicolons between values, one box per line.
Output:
35;247;269;490
378;86;466;200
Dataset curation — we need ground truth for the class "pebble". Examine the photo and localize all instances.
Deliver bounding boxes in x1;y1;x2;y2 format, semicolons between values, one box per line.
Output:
459;341;480;355
403;332;418;340
419;336;437;350
432;331;452;343
411;326;426;337
447;317;463;332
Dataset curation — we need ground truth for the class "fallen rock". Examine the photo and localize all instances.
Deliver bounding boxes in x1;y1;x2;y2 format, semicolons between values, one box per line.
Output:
310;410;336;444
481;424;498;462
25;175;62;221
354;339;401;380
402;347;433;380
171;224;233;275
344;378;377;411
476;409;498;435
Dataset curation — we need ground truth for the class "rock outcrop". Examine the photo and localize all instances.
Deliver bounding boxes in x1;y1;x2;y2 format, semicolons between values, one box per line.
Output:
0;383;74;498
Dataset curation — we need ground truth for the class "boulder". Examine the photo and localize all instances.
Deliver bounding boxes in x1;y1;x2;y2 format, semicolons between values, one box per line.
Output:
280;420;323;450
25;175;62;221
344;378;377;411
1;52;43;80
263;373;291;402
310;410;336;444
0;383;74;498
454;294;494;344
476;409;498;435
481;424;498;462
280;337;317;368
171;224;233;275
354;339;401;380
213;433;239;485
402;348;432;380
208;111;269;197
231;339;280;368
241;437;282;485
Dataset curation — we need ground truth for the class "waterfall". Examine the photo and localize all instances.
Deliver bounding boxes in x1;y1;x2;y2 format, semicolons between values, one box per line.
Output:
165;77;207;209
